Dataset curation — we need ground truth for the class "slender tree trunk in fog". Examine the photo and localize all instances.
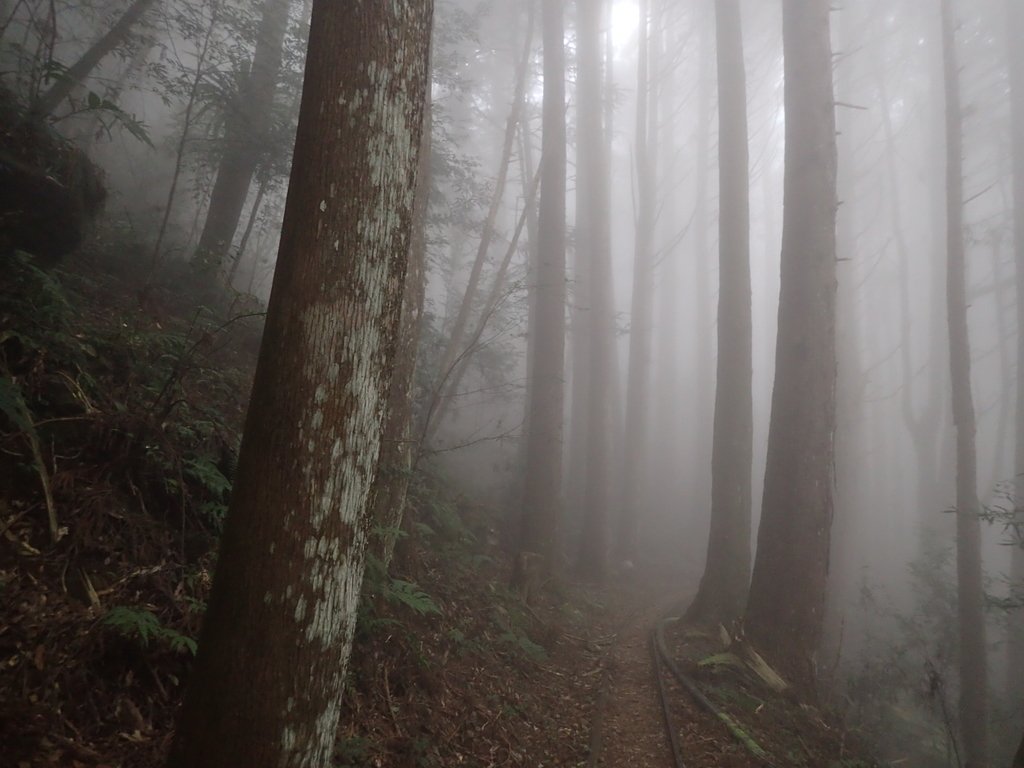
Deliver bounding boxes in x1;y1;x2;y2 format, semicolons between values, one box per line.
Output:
428;167;540;439
225;178;269;289
744;0;837;689
368;97;431;571
693;7;714;525
919;0;955;556
79;35;156;149
149;16;218;273
519;0;566;575
1007;0;1024;710
193;0;291;273
31;0;158;116
688;0;751;625
576;0;614;580
616;0;654;565
425;9;534;446
166;1;432;765
825;1;868;650
939;2;989;764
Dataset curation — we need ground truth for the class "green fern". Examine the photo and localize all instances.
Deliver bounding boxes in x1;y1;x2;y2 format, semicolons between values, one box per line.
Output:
184;456;232;498
103;606;197;655
385;579;441;616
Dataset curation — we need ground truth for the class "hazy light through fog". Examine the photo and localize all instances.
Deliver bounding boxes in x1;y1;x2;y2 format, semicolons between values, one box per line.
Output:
610;0;639;52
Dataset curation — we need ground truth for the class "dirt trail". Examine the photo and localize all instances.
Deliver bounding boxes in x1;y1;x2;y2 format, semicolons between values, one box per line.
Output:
591;606;676;766
584;568;692;768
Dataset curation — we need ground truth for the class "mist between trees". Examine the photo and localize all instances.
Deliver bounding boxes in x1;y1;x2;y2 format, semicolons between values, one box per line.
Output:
2;0;1024;765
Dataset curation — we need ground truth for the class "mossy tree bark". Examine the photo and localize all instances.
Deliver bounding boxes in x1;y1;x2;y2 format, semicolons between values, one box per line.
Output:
165;1;433;766
367;95;432;572
744;0;837;690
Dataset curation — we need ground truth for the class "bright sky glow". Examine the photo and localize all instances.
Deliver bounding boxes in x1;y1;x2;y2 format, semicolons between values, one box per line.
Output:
610;0;639;53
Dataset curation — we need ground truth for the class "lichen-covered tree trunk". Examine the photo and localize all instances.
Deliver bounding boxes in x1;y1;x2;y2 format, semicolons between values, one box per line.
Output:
1007;0;1024;713
193;0;291;273
688;0;751;625
165;2;433;766
519;0;566;574
615;0;654;566
744;0;837;690
367;96;431;572
575;0;614;580
940;1;989;764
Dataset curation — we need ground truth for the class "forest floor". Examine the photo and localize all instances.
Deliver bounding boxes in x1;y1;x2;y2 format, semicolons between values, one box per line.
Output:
0;247;878;767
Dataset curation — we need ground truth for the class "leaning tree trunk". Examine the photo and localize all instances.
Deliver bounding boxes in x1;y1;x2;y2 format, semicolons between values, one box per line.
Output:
743;0;837;691
165;1;432;765
687;0;751;625
1007;0;1024;712
225;178;269;288
940;2;989;765
193;0;291;273
518;0;566;575
31;0;159;117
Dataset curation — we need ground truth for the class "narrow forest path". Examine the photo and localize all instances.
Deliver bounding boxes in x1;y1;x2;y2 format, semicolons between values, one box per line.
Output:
586;574;770;768
589;592;683;767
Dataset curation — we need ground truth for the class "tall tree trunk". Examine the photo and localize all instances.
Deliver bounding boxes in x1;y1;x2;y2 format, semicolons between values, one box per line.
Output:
693;5;714;527
1007;0;1024;712
939;1;989;764
518;0;566;574
31;0;159;117
919;0;956;558
367;95;432;571
688;0;751;625
744;0;837;690
576;0;615;580
193;0;292;273
165;1;433;764
615;0;654;565
824;0;867;648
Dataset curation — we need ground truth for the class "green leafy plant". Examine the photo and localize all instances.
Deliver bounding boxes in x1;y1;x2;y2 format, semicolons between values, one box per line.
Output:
184;456;232;498
385;579;442;616
103;606;197;655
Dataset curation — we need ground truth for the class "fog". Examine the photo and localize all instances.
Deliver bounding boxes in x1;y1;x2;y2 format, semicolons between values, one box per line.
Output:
3;0;1022;763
